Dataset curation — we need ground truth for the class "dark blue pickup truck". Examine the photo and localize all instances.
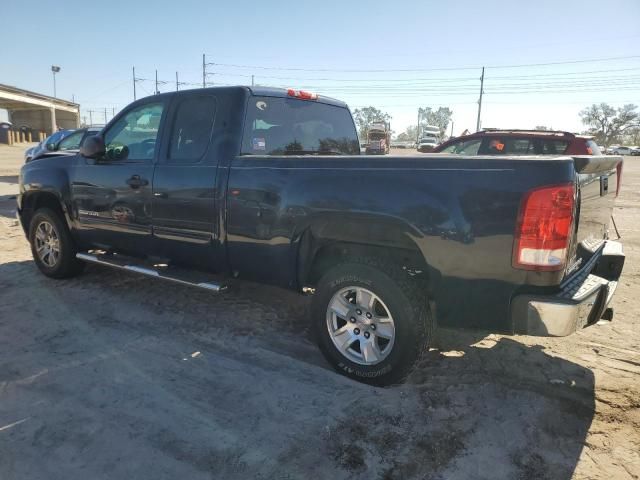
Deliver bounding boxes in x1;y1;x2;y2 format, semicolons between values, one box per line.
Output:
17;86;625;385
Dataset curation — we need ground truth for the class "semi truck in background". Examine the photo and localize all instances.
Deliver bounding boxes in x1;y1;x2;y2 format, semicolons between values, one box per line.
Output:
365;121;391;154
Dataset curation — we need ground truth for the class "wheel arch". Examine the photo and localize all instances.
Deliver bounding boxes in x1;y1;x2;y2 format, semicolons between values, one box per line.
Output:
19;165;73;236
296;217;438;297
20;191;72;235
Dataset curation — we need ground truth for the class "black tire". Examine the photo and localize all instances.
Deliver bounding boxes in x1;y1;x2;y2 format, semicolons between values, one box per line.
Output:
28;207;85;279
312;260;432;386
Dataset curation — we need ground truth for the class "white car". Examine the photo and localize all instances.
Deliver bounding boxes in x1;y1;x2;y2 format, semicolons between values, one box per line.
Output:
613;146;633;155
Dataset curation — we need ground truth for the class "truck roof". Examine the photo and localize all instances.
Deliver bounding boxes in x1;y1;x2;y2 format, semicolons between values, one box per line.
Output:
247;86;349;108
131;86;349;110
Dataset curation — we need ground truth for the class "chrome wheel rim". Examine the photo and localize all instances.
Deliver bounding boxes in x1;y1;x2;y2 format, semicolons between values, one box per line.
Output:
326;286;396;366
34;221;60;268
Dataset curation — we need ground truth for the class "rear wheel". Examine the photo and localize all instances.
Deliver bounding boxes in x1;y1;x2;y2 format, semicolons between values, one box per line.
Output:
29;208;84;279
312;260;432;385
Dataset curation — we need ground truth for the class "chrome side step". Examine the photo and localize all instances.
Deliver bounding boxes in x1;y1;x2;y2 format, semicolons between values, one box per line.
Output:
76;252;227;292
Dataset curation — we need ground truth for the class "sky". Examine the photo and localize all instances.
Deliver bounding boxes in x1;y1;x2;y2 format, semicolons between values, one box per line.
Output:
2;0;639;136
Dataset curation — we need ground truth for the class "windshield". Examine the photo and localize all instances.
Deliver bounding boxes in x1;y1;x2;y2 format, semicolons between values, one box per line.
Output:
45;130;71;147
242;96;360;155
369;132;387;140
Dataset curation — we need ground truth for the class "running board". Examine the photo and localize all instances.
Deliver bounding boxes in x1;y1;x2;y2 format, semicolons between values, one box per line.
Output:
76;252;227;292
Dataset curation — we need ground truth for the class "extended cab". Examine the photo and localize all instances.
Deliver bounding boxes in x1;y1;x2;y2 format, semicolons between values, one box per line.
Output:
17;87;625;385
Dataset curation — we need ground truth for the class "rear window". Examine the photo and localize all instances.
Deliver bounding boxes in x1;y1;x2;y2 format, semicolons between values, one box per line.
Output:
241;96;360;155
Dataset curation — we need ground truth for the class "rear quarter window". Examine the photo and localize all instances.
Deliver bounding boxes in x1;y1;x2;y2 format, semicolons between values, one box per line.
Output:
585;140;601;155
479;137;569;155
241;96;360;155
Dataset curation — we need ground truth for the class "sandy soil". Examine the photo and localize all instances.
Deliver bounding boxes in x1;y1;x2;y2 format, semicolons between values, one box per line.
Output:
0;144;638;479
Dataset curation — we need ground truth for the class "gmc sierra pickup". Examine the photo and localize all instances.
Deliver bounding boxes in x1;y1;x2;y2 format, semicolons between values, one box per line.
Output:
17;86;625;385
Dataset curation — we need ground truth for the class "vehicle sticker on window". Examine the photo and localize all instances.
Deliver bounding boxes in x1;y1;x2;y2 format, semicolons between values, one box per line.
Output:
253;137;266;150
256;101;268;111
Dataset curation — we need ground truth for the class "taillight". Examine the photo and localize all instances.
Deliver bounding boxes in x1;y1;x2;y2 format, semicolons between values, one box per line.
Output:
616;160;623;197
287;88;318;100
513;184;575;271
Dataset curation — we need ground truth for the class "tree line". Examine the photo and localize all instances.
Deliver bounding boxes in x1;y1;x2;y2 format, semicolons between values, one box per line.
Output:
353;106;453;142
353;103;639;147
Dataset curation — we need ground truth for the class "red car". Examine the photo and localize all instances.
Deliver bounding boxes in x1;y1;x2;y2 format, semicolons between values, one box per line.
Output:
433;129;601;156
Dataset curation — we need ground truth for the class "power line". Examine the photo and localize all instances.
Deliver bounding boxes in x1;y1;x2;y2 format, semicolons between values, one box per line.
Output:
277;78;640;92
209;66;640;83
210;54;640;73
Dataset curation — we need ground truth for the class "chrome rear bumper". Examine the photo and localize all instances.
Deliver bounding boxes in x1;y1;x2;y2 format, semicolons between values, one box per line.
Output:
511;241;624;336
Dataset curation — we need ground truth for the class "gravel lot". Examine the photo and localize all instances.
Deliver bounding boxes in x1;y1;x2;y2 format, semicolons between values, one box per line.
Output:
0;145;638;479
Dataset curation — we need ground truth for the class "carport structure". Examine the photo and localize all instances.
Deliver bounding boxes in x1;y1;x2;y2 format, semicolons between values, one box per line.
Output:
0;83;79;137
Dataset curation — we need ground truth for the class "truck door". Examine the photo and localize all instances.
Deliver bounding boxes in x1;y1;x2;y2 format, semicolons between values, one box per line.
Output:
151;93;223;270
71;100;165;255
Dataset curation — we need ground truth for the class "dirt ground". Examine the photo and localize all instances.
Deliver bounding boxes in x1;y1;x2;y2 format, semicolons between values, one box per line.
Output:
0;144;638;480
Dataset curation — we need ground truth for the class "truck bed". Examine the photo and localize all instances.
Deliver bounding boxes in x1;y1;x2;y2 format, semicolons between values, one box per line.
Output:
226;153;621;332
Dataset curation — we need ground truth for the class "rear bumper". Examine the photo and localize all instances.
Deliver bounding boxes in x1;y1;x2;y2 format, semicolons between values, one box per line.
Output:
511;240;624;336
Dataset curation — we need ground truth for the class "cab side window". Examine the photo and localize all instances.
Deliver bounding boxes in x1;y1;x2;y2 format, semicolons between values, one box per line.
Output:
103;103;164;162
168;96;216;162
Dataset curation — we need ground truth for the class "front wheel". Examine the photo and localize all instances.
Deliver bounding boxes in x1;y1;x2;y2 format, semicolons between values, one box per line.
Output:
29;208;85;279
312;261;432;386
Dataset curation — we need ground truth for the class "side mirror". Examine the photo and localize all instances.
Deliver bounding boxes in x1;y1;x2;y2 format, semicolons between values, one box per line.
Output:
80;135;105;159
46;142;56;151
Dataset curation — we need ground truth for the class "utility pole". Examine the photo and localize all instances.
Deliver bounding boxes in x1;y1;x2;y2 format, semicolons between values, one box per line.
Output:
476;67;485;132
112;106;115;117
416;109;421;144
88;110;93;125
176;72;179;91
155;69;159;94
202;54;206;88
450;120;454;138
251;75;254;87
133;66;137;100
104;108;108;124
72;94;75;103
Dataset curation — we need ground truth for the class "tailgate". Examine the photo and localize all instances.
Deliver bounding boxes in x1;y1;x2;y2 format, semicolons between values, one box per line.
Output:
566;155;623;275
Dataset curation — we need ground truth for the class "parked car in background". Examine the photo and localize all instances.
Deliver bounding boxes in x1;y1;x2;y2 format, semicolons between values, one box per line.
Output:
24;130;73;162
630;146;640;156
434;129;601;156
417;137;438;152
390;140;414;149
613;146;634;155
25;127;102;163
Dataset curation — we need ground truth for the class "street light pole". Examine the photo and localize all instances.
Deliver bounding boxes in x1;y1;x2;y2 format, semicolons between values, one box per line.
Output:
51;65;60;98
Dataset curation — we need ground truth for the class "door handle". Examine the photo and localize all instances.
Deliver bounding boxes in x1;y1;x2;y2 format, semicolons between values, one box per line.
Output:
126;175;148;189
153;192;168;198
